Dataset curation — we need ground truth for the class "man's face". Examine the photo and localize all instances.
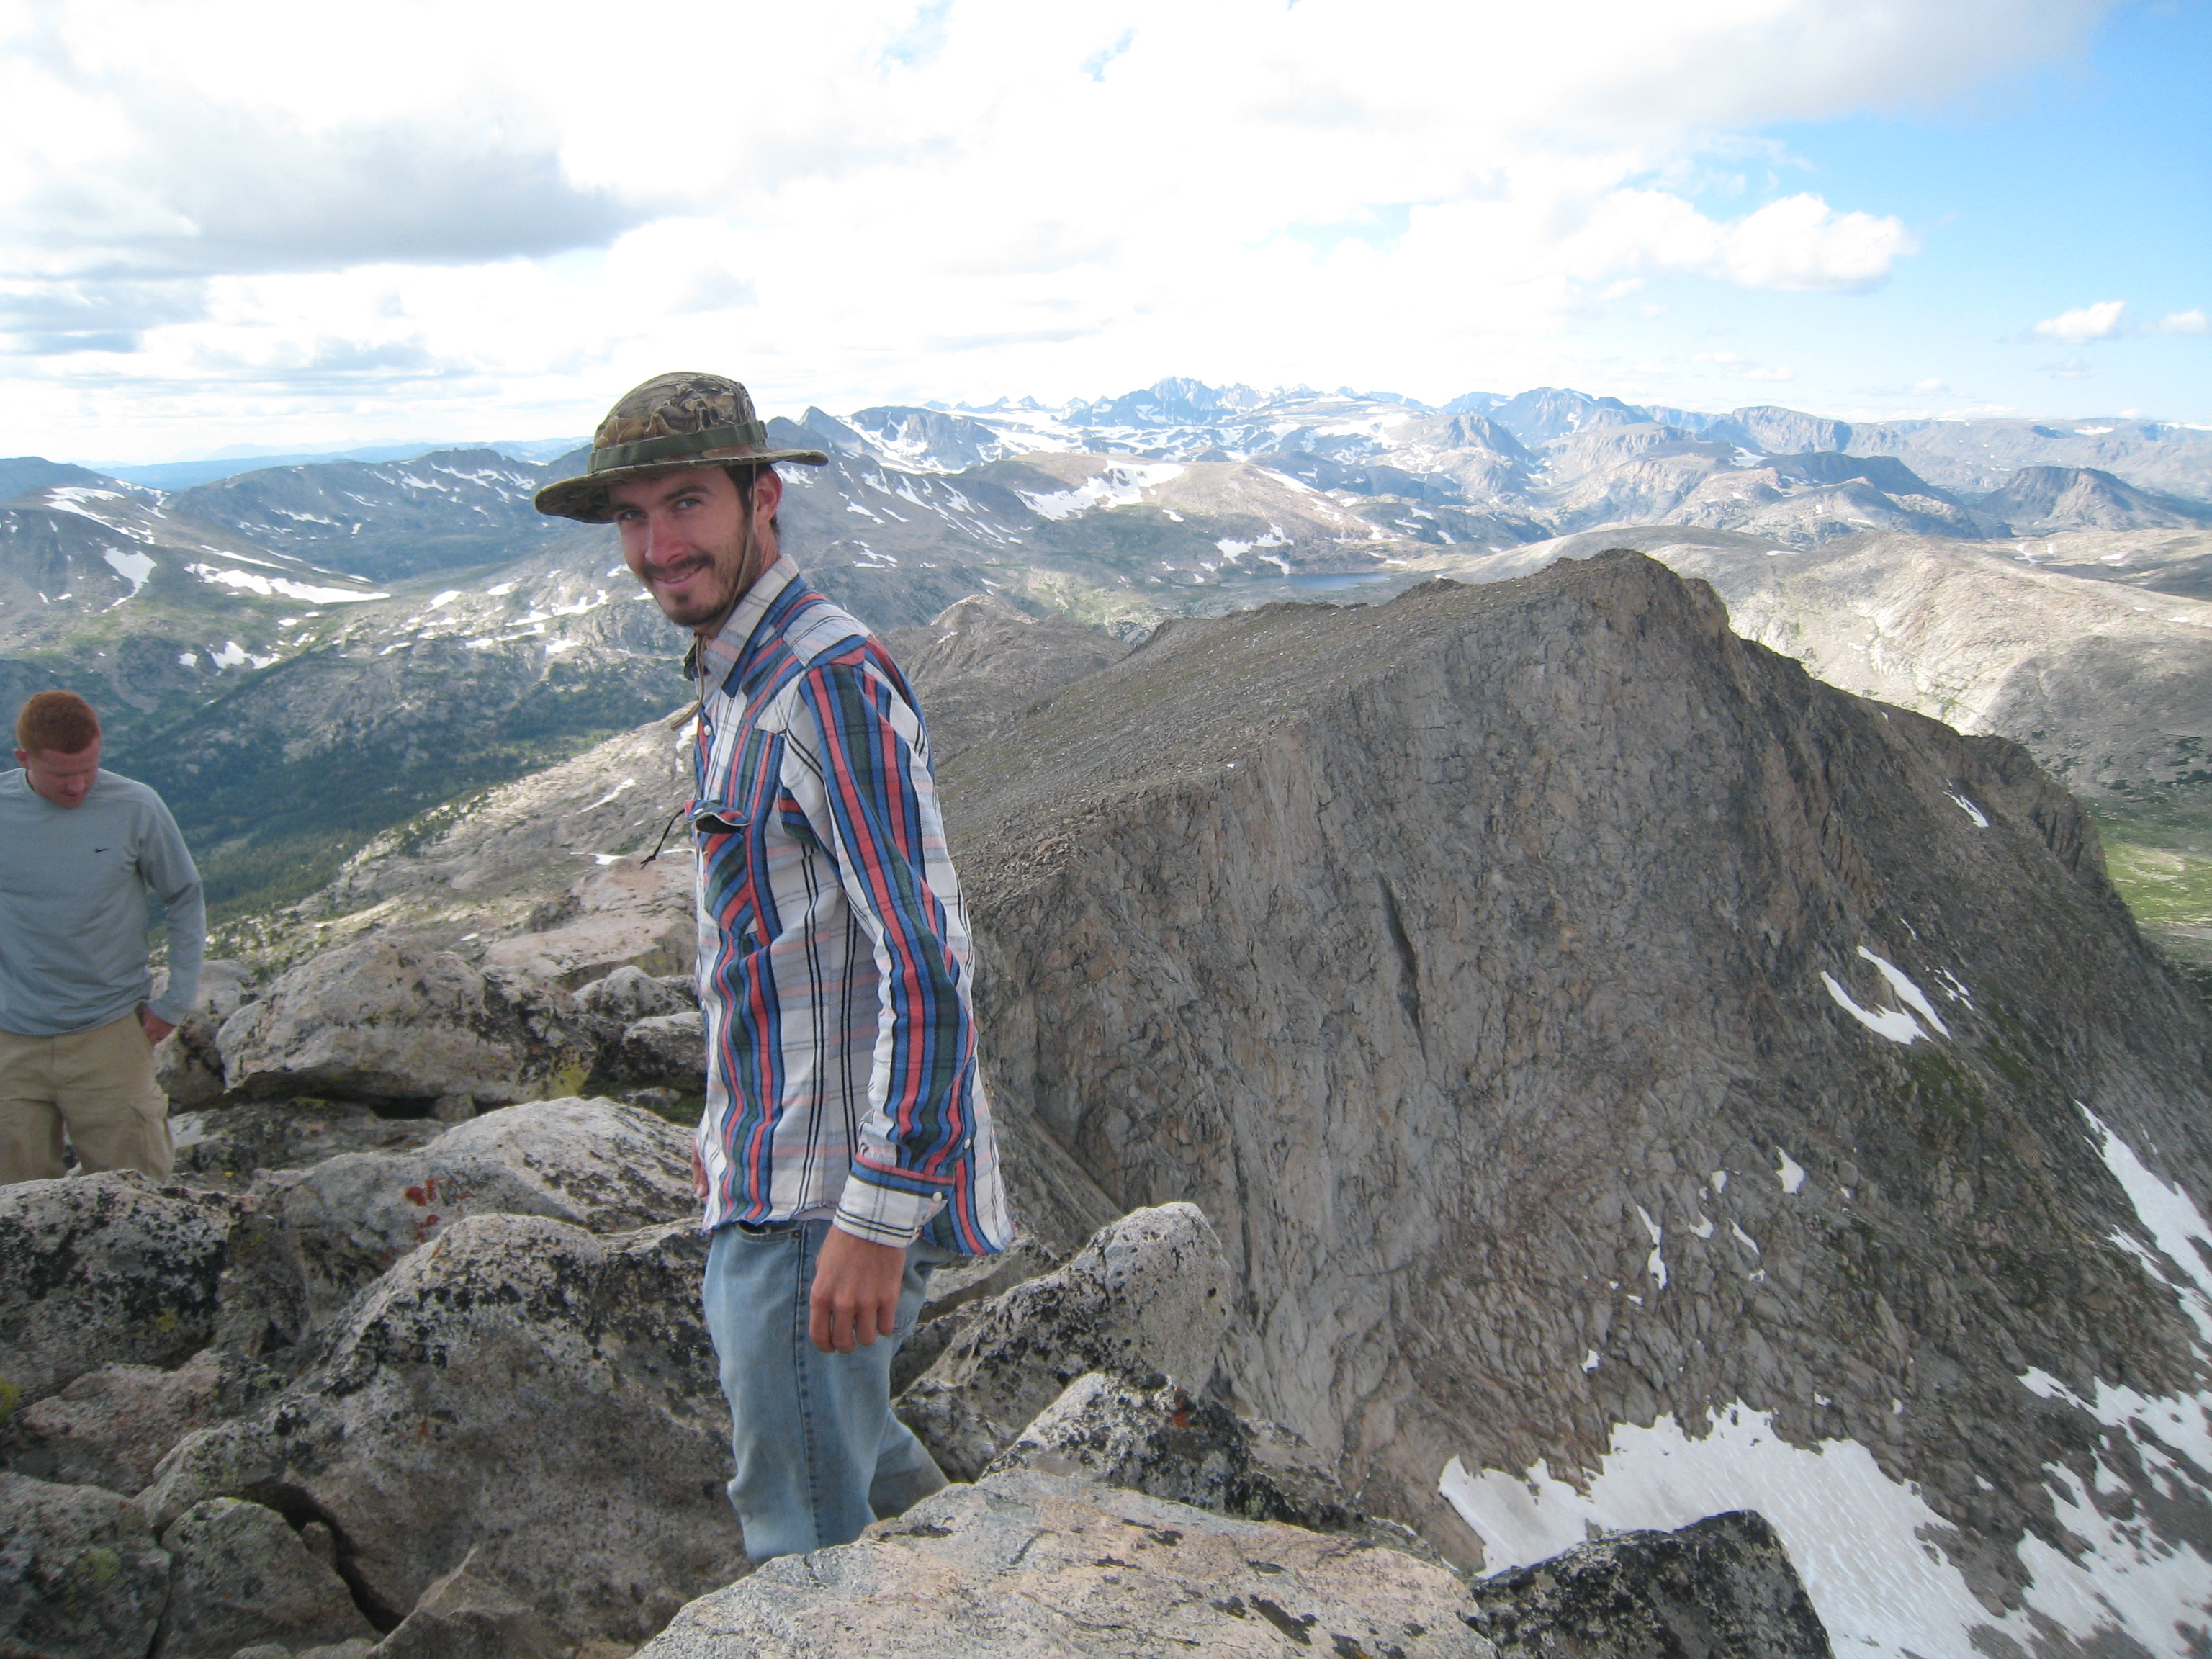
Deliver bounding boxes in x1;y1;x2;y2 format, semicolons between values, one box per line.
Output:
607;465;783;631
16;738;101;807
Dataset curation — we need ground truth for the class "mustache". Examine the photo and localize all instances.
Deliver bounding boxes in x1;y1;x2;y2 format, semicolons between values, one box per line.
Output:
643;555;711;583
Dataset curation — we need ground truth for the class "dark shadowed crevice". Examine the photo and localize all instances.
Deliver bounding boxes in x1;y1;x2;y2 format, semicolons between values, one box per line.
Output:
1379;876;1424;1042
240;1482;404;1633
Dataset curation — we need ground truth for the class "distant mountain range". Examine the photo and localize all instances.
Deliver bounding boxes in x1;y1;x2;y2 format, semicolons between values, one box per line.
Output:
85;436;589;492
4;379;2208;945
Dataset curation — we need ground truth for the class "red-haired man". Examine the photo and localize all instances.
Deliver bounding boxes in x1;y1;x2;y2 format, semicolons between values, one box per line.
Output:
1;691;204;1183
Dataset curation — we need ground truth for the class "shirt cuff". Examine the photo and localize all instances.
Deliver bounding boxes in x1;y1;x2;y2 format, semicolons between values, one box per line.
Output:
144;997;188;1027
832;1170;943;1247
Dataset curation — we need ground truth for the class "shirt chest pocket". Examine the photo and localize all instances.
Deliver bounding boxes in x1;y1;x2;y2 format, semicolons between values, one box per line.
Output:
695;722;815;946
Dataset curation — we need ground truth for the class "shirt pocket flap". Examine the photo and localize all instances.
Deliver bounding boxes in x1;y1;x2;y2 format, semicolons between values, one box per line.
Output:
691;801;751;835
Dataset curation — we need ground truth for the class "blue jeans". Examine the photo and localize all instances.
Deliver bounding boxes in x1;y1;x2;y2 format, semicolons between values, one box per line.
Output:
702;1218;951;1563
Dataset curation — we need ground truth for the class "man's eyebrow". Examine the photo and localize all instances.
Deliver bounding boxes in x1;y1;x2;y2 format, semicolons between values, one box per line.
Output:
611;477;712;511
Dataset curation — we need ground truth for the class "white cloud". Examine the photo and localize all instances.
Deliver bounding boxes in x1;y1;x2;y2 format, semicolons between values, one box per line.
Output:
1714;194;1918;292
2149;308;2208;336
1912;377;1948;392
2032;300;2128;343
0;0;2118;454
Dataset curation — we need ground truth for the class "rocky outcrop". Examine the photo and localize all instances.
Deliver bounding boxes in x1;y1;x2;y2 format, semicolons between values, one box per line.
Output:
634;1468;1488;1658
223;1096;695;1338
156;958;256;1109
1465;1511;1833;1659
364;1554;564;1659
217;939;606;1105
576;964;696;1022
0;1472;172;1659
0;1173;235;1408
601;1010;707;1091
172;1098;446;1192
141;1212;739;1647
2;1096;724;1653
155;1495;374;1659
944;550;2212;1651
3;1348;279;1496
896;1204;1234;1479
986;1371;1387;1542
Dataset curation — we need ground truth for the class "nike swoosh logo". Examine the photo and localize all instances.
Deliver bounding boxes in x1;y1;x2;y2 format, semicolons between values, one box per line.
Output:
94;847;109;852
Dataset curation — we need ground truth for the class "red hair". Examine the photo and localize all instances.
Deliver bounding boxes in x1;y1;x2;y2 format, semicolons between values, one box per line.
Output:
15;691;100;755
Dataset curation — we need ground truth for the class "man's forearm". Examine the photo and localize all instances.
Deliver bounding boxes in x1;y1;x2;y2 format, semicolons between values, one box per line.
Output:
149;879;207;1024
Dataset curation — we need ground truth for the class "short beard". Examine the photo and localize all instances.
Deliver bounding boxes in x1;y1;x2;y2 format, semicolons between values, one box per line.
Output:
647;495;765;632
651;559;738;629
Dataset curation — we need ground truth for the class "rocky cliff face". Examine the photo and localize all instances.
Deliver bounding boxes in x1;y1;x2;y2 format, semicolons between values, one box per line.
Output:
940;550;2212;1656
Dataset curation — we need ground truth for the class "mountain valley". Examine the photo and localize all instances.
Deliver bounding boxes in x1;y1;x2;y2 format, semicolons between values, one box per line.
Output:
6;377;2209;961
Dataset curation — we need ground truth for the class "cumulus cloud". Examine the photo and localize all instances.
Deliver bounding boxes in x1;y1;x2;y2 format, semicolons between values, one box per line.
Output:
1552;188;1912;295
4;103;647;279
2032;300;2128;343
1714;195;1917;292
0;277;207;354
2023;302;2207;344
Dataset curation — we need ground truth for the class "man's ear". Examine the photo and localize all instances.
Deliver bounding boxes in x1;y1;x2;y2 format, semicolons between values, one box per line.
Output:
749;467;785;519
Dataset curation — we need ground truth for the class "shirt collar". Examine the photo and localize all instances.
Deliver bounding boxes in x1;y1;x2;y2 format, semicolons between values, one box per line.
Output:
695;555;801;698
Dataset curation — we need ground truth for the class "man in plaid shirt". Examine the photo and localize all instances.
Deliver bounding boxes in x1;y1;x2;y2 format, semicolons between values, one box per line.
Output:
537;372;1011;1563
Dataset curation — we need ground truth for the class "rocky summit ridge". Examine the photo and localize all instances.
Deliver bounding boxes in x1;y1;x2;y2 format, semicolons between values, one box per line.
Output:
5;549;2211;1658
940;550;2212;1655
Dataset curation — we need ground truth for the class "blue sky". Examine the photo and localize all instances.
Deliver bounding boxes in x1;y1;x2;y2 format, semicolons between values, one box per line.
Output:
0;0;2201;462
1583;1;2209;421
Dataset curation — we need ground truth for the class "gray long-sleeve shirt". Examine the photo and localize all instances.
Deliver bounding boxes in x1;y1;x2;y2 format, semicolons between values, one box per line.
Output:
0;768;204;1037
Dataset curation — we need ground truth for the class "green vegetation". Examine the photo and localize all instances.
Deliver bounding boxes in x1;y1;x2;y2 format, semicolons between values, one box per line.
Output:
191;719;648;928
1902;1048;1988;1153
2094;802;2212;1000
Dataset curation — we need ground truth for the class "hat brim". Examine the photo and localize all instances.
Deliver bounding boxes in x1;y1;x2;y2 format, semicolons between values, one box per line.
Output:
534;447;830;523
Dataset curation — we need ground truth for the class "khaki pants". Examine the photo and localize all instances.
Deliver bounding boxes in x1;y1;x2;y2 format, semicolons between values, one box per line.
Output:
0;1013;174;1184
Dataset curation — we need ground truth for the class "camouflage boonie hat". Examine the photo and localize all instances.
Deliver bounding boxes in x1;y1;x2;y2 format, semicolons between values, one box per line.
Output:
534;370;829;522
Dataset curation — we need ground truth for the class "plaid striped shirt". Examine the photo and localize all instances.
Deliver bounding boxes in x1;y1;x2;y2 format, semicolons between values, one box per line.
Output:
688;555;1010;1254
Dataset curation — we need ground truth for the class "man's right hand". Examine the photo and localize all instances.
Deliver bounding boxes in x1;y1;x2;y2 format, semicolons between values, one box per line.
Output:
691;1144;709;1200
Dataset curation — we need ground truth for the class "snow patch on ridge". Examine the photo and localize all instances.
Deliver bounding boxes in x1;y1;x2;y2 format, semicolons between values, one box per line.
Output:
1822;972;1924;1043
102;548;155;597
1856;948;1948;1038
2083;1106;2212;1348
1635;1204;1667;1290
1441;1393;2212;1659
1773;1147;1805;1195
186;564;386;603
1821;946;1946;1046
1017;463;1184;521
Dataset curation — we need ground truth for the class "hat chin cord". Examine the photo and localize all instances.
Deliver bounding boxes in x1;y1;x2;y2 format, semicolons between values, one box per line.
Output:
697;476;764;639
